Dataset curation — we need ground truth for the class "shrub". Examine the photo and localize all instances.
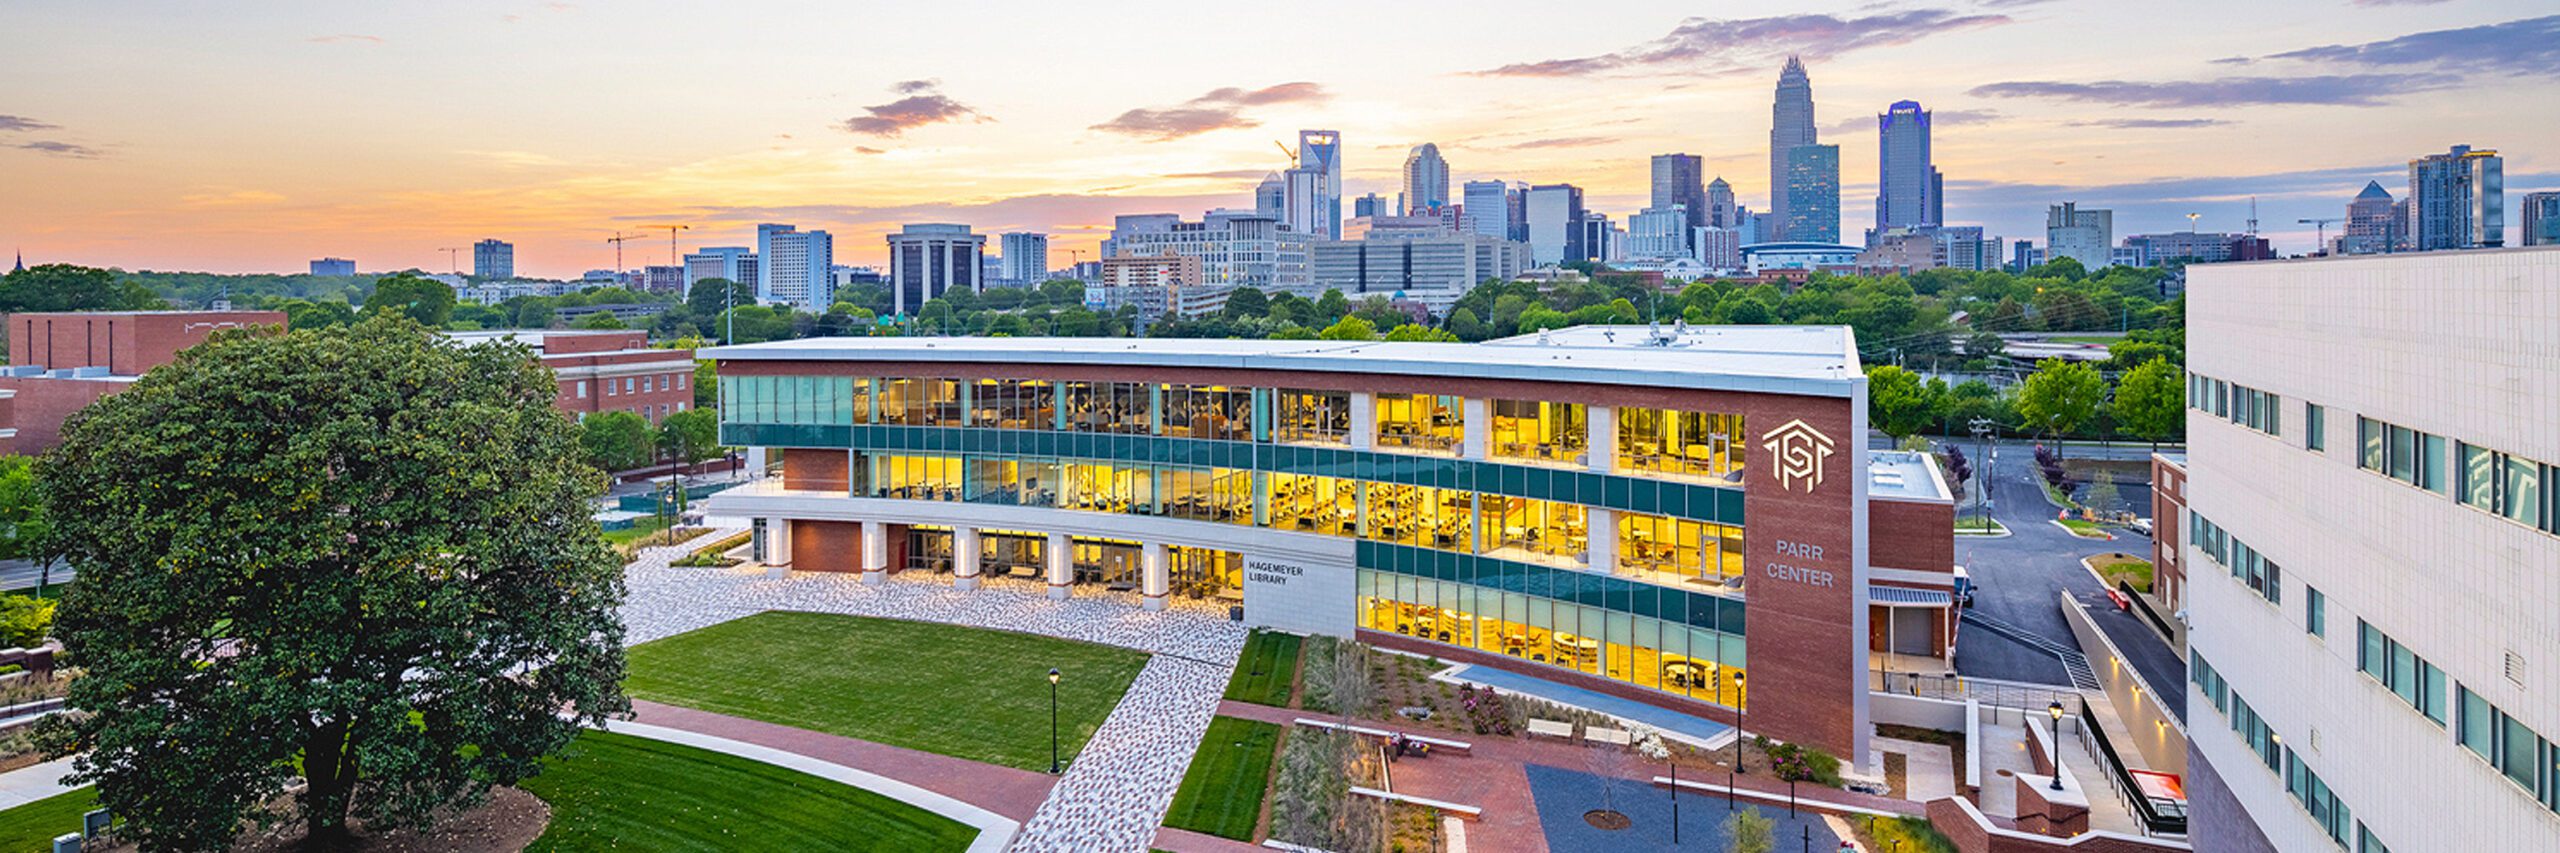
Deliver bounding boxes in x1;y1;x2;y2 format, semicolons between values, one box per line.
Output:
0;595;54;648
1766;740;1844;787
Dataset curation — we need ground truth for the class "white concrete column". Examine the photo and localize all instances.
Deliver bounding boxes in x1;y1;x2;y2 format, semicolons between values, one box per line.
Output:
746;447;770;478
1046;531;1073;601
1141;542;1170;612
860;520;887;586
1349;392;1376;450
954;527;982;590
763;517;792;579
846;449;861;496
1462;398;1489;459
1585;508;1615;574
1587;405;1615;472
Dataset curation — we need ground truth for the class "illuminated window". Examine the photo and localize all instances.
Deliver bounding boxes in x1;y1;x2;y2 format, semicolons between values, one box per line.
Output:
1275;390;1351;445
1616;407;1746;483
1490;399;1586;464
1374;393;1461;454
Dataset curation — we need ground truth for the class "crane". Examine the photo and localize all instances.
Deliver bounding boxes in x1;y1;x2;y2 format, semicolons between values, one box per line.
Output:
2299;218;2344;254
1273;140;1297;167
438;247;464;274
645;224;690;266
604;232;640;275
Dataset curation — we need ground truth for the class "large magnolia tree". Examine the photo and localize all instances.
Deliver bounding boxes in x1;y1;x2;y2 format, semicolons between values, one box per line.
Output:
38;314;628;850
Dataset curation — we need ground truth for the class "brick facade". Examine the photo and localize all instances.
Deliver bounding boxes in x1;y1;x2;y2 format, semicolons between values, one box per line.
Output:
2147;454;2185;613
8;310;284;375
789;520;863;573
539;331;695;425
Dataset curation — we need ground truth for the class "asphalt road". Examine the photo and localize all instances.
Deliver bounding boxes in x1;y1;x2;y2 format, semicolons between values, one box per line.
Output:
1945;441;2187;716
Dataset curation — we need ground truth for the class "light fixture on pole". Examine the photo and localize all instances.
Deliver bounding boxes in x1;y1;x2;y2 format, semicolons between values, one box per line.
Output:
2047;700;2066;791
1049;667;1064;774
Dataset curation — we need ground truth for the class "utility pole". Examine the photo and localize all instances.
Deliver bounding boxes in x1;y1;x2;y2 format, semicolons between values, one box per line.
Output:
1969;417;1994;525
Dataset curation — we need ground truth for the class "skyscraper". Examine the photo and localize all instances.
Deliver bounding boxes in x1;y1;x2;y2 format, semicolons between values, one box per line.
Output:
1284;130;1343;239
1651;154;1708;231
472;239;514;279
1000;232;1049;283
1524;184;1585;266
1462;180;1510;239
1402;143;1449;214
885;224;985;317
1767;57;1817;239
1354;194;1395;219
2341;181;2401;255
1628;207;1693;261
1876;100;1942;233
2407;145;2504;250
1707;177;1740;229
754;223;795;302
2044;202;2113;269
1783;145;1841;244
683;246;756;288
2523;191;2560;247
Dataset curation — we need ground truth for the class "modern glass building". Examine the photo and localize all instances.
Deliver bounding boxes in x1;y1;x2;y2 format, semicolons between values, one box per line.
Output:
699;326;1961;768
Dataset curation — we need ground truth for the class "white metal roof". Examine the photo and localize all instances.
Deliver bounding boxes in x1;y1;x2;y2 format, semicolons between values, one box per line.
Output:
700;325;1864;398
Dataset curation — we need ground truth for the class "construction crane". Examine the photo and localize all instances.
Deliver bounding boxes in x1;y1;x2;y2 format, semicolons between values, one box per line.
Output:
1273;140;1297;167
645;224;690;266
2299;218;2344;254
604;232;639;274
438;247;464;274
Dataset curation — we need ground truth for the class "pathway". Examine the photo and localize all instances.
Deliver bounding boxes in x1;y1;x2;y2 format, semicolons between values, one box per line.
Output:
0;756;79;809
626;700;1056;822
606;720;1021;853
617;530;1250;853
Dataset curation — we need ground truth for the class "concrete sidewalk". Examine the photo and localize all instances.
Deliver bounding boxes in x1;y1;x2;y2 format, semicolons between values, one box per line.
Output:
0;756;80;809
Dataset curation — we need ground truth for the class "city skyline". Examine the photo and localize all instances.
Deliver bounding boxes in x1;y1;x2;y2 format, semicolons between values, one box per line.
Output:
3;2;2556;277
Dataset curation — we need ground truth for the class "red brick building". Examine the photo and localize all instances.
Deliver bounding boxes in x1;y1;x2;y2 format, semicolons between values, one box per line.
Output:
0;310;287;454
447;330;697;424
2148;452;2185;614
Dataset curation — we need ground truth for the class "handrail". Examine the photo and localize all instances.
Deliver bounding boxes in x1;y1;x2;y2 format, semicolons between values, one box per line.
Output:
2077;698;2187;837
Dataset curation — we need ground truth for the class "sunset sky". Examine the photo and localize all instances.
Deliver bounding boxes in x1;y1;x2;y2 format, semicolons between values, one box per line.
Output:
4;1;2554;279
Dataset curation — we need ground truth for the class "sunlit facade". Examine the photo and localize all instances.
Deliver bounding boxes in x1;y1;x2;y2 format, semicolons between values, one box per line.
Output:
702;326;1957;765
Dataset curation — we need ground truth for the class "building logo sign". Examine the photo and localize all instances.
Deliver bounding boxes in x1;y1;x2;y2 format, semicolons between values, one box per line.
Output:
1760;419;1836;493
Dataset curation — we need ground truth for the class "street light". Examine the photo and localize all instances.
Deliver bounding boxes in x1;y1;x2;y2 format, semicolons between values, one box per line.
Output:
1733;671;1748;776
2048;696;2068;788
1049;666;1059;773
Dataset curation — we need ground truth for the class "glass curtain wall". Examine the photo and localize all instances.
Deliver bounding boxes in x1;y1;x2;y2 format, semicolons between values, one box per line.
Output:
1375;393;1462;454
1617;513;1745;585
1062;381;1153;434
1479;496;1588;565
1617;408;1747;483
1356;570;1746;708
1269;472;1359;535
1162;385;1253;441
1276;390;1352;445
973;379;1056;430
1491;400;1587;464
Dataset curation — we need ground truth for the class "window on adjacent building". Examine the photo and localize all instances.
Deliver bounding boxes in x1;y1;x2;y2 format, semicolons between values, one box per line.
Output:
2305;403;2325;451
2305;586;2325;637
576;380;588;399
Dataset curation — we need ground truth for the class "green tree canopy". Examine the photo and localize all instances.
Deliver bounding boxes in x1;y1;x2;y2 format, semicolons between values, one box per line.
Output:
1317;315;1378;341
686;278;755;318
580;410;656;472
569;310;626;330
0;264;167;313
36;315;626;849
1381;323;1458;342
1866;365;1939;439
657;407;720;465
361;272;456;327
0;456;46;561
2015;357;2109;438
2113;357;2185;447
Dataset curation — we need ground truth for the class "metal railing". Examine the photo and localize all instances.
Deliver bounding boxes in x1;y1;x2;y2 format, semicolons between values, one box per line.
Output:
1873;670;2083;714
2077;697;2188;837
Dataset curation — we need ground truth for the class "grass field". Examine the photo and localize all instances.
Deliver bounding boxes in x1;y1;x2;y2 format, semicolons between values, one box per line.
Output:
625;611;1150;771
1953;516;2009;534
0;787;98;852
1222;631;1301;707
1160;717;1282;841
522;730;977;853
1853;814;1960;853
2058;518;2112;539
2089;554;2156;593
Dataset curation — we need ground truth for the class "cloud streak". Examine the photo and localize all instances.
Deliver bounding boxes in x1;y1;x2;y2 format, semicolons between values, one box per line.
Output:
1970;73;2452;107
2268;15;2560;78
1090;82;1328;141
307;34;384;44
1822;107;2003;135
840;81;989;137
1507;136;1611;150
2069;117;2229;129
1476;10;2011;77
0;115;58;133
16;141;105;158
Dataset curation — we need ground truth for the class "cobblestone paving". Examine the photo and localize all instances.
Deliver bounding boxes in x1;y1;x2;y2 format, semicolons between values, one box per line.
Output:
616;532;1247;853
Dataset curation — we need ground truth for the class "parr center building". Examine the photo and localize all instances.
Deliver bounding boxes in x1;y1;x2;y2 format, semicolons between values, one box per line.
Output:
699;325;1958;766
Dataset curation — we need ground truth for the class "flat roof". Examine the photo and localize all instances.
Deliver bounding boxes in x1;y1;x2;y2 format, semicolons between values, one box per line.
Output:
1867;450;1952;502
701;325;1864;397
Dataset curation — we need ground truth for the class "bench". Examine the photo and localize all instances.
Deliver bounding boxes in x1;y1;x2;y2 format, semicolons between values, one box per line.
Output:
1526;719;1576;740
1293;718;1473;755
1586;727;1634;747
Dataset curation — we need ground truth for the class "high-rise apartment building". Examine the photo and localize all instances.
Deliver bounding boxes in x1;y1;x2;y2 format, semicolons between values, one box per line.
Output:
1651;154;1708;231
1403;143;1449;214
684;247;757;289
1629;206;1694;261
760;226;835;310
1462;180;1510;240
1524;184;1586;266
309;258;355;277
1255;173;1286;219
1767;57;1818;239
1354;194;1395;219
1876;100;1942;233
2342;181;2402;255
2045;202;2114;270
885;224;986;317
1783;145;1842;245
2183;249;2560;853
2407;145;2504;250
1000;232;1050;283
2517;191;2558;247
1106;210;1310;293
473;239;514;279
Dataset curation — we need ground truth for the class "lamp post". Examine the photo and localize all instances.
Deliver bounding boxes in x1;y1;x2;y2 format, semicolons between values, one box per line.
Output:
2047;700;2066;791
1733;671;1747;776
1049;666;1059;773
1670;758;1680;845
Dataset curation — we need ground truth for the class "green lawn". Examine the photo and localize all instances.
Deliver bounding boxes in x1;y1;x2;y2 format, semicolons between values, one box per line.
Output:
1953;516;2008;534
603;516;705;547
1854;814;1960;853
1222;631;1301;707
625;611;1150;771
0;787;99;852
2058;518;2112;538
522;730;976;853
2090;554;2156;593
1161;717;1282;841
